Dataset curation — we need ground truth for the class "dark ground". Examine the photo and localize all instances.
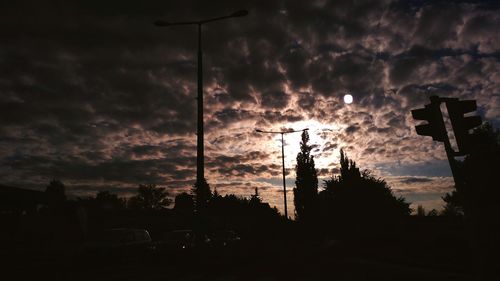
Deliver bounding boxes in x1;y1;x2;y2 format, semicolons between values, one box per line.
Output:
3;234;477;281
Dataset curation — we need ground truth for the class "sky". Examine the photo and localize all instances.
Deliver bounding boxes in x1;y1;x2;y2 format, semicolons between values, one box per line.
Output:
1;0;499;215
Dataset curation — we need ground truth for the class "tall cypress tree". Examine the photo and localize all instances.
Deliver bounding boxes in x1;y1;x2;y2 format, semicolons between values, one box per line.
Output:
339;148;360;182
293;130;318;222
321;149;412;223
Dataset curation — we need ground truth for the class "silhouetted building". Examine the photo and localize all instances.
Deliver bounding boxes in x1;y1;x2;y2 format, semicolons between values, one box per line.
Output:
0;185;47;215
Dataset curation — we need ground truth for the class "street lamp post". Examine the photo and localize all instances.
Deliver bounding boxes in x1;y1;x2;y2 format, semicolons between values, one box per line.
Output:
255;128;309;219
154;10;248;189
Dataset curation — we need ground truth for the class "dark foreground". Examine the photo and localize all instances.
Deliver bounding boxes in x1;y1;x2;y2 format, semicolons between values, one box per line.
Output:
4;235;477;281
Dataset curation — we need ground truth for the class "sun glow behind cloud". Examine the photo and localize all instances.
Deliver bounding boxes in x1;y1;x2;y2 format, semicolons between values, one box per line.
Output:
281;119;343;169
252;118;346;173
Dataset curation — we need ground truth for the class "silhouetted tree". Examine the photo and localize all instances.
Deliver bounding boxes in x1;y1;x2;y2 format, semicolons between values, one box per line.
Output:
192;178;212;214
213;187;220;198
250;187;262;205
441;190;464;217
128;184;171;210
339;148;361;181
174;192;194;214
417;205;426;216
45;179;66;205
416;206;439;217
94;191;126;209
441;122;500;217
206;192;281;237
294;130;318;222
455;122;500;277
427;209;438;217
319;150;411;227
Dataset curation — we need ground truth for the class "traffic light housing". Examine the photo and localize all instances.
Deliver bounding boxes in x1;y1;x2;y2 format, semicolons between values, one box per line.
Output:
446;99;482;153
411;102;447;142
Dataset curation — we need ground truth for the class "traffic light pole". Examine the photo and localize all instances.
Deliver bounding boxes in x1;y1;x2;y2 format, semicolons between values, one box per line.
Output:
443;133;464;189
429;96;465;190
412;95;485;274
421;96;471;218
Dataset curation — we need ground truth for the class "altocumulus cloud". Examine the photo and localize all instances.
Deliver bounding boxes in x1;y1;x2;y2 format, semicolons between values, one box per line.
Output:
0;0;499;214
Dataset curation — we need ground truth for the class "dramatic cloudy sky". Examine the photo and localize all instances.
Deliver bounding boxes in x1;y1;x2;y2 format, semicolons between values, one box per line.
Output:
1;0;499;215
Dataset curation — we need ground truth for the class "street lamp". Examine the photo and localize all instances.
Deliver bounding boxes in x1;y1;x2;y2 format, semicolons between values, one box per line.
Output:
154;10;248;190
255;128;309;219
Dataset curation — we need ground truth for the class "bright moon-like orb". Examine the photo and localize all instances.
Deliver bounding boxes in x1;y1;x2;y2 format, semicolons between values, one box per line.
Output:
343;94;353;104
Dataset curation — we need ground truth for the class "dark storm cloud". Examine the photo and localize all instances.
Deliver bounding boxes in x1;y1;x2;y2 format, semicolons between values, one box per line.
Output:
4;151;196;185
213;108;255;124
398;177;433;184
1;0;499;214
207;151;277;178
261;91;290;109
297;92;316;110
344;124;361;134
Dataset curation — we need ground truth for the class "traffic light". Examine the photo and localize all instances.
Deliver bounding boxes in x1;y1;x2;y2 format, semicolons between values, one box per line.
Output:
446;99;482;153
411;102;447;142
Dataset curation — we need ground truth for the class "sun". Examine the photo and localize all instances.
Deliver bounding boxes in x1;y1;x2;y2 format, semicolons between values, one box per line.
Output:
343;94;353;104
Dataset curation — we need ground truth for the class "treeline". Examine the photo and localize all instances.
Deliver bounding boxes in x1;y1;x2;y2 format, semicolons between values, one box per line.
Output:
26;178;283;239
293;122;500;224
29;129;417;239
291;130;411;233
41;180;171;211
6;122;498;247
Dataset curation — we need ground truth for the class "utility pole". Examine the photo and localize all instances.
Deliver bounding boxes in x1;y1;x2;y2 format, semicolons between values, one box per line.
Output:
255;128;308;219
197;23;204;183
154;10;248;193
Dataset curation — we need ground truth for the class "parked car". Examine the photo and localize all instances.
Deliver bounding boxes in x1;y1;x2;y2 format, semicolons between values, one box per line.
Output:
85;228;154;257
155;229;211;252
210;230;241;248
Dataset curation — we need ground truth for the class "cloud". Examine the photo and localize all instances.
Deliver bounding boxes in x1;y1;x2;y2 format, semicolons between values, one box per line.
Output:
398;177;433;184
0;0;499;215
386;175;455;212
